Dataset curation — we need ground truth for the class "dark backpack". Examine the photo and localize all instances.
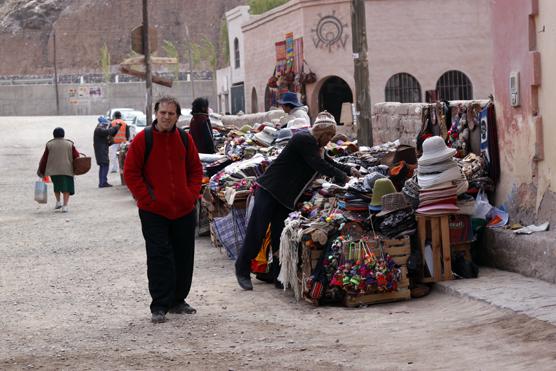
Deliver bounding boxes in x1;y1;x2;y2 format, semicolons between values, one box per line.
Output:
143;126;189;166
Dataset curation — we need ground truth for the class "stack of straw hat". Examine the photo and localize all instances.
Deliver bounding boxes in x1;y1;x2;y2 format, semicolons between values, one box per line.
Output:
415;136;468;215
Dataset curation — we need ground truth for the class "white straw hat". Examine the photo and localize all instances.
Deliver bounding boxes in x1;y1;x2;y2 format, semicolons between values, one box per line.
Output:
418;136;456;165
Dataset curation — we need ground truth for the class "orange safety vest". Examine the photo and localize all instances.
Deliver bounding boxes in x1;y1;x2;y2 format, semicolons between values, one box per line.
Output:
111;119;127;144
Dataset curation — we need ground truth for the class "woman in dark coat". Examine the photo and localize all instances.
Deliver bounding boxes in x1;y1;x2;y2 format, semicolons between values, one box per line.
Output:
189;97;216;154
93;116;121;188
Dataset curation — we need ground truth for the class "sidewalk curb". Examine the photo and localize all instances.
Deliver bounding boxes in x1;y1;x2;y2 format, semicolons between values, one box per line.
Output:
432;268;556;326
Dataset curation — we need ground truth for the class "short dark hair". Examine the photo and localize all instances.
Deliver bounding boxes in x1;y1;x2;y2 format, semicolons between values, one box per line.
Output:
191;97;209;114
283;103;296;110
154;96;181;116
53;127;65;138
114;111;122;119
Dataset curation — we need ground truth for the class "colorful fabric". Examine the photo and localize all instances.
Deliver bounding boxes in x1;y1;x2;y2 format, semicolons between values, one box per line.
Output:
213;207;246;259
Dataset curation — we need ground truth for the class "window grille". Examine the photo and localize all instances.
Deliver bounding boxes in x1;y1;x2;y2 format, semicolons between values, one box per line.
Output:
385;73;421;103
436;70;473;100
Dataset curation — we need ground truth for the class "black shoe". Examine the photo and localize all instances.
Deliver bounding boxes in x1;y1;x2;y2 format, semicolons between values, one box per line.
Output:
169;302;197;314
255;272;274;283
274;280;284;289
99;183;113;188
151;311;166;323
236;273;253;290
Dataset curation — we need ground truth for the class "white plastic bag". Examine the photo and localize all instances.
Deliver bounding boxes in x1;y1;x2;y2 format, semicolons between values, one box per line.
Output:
34;180;47;204
473;189;493;219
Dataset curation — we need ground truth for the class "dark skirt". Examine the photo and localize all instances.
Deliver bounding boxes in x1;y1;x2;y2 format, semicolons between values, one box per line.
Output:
50;175;75;195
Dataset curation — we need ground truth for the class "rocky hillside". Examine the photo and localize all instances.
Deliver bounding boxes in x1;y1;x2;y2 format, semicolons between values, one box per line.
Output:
0;0;245;75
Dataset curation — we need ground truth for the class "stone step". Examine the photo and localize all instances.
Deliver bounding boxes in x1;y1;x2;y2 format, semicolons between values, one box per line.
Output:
436;267;556;326
478;228;556;284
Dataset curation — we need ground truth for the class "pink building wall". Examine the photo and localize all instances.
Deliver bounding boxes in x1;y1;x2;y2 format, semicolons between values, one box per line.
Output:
242;0;493;119
490;0;545;223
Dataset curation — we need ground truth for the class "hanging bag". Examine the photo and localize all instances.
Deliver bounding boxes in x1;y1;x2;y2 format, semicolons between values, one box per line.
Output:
267;67;278;88
73;152;92;175
34;179;47;204
300;61;316;84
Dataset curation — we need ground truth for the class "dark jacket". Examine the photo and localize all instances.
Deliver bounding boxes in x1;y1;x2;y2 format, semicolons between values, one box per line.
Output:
123;122;203;220
93;124;120;165
257;131;351;210
189;114;215;154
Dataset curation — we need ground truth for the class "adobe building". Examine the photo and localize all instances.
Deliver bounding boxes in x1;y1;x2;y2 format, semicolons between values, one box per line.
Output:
230;0;493;123
491;0;556;225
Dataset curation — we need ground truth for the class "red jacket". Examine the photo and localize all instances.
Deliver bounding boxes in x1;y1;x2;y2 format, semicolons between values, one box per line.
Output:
124;125;203;220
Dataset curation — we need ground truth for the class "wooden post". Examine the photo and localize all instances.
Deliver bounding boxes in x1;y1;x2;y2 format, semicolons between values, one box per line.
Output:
185;24;195;99
142;0;153;125
351;0;373;146
53;31;60;115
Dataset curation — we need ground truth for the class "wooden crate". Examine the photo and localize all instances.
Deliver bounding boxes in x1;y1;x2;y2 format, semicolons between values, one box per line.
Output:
416;214;453;283
343;237;411;307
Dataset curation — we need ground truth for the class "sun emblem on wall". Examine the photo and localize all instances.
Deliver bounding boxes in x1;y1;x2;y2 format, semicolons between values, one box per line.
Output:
311;10;349;52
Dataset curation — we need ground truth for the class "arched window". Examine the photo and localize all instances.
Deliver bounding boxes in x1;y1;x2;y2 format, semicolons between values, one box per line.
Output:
384;73;421;103
234;38;240;69
436;70;473;100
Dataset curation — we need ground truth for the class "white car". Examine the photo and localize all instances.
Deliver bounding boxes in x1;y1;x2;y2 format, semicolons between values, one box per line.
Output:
106;108;143;139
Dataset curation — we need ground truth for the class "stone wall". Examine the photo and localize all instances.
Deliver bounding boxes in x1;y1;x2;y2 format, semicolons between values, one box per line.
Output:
371;102;427;146
371;100;490;146
0;81;216;116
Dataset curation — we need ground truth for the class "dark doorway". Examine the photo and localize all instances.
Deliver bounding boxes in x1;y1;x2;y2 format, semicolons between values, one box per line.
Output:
231;83;245;114
318;76;353;123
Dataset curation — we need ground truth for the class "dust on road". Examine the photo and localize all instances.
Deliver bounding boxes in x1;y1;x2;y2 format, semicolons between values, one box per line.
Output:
1;117;555;370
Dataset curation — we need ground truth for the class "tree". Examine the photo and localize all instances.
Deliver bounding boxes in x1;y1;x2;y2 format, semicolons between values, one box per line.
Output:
162;40;180;79
184;40;202;70
219;17;229;67
200;36;217;72
248;0;288;15
99;43;111;83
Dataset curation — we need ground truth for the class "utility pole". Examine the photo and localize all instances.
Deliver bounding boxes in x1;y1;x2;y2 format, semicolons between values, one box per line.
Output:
53;31;60;115
185;24;195;99
351;0;373;146
142;0;153;125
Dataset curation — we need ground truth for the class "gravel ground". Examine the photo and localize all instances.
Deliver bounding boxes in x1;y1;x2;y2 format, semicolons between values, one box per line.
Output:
1;116;555;371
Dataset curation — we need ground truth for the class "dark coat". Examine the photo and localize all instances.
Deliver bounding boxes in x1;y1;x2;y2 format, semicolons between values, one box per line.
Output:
189;114;215;154
93;124;120;165
257;131;351;210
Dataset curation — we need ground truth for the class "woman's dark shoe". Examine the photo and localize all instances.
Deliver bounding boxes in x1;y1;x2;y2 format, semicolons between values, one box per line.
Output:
236;273;253;290
151;311;166;323
169;302;197;314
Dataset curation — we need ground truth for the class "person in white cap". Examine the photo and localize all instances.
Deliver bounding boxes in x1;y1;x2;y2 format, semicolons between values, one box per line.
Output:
235;111;360;291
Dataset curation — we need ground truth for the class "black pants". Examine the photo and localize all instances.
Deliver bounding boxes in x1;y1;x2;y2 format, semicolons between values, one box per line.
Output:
235;188;291;277
139;209;196;313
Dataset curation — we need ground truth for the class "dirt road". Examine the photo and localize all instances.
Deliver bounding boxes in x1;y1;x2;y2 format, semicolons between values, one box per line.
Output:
1;116;555;370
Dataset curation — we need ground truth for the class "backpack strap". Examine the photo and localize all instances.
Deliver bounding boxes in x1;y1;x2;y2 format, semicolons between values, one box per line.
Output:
177;127;189;153
143;126;189;167
144;126;153;166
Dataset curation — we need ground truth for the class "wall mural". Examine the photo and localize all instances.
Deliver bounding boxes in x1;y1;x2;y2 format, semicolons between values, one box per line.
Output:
311;10;349;52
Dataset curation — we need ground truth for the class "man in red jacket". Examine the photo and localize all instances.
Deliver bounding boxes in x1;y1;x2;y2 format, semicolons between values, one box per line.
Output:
124;96;203;323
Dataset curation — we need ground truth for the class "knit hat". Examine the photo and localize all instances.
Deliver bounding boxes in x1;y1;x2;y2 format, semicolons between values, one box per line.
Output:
98;116;109;125
376;192;412;217
370;178;397;209
418;136;456;165
311;111;337;139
